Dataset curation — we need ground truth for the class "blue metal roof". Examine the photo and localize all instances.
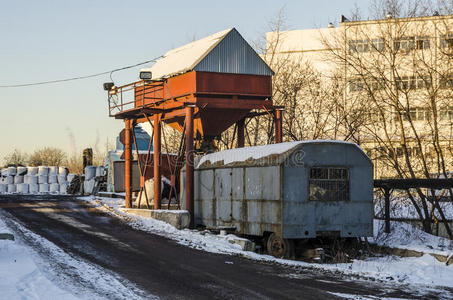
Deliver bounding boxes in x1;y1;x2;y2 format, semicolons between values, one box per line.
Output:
194;28;274;76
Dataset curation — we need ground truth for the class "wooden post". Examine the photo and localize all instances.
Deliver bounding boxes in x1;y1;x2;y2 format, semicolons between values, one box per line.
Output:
236;118;245;148
185;106;194;228
384;187;391;234
124;119;132;208
153;114;161;209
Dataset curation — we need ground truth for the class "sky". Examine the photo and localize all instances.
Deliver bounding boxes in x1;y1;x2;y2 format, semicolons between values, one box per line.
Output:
0;0;366;161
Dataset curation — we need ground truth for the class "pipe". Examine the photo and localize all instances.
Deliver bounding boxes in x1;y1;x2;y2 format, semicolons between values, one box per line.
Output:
185;106;194;227
236;118;245;148
124;119;132;208
153;114;162;209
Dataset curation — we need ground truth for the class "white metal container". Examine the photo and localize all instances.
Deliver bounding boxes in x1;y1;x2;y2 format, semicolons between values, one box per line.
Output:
49;166;58;175
38;175;48;184
29;183;39;194
6;176;14;184
7;184;16;193
84;166;96;181
27;166;38;175
57;175;67;184
14;175;24;184
50;183;60;193
39;183;49;193
17;183;29;194
49;175;58;184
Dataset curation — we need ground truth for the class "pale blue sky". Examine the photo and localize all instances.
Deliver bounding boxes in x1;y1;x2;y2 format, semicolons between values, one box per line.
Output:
0;0;365;160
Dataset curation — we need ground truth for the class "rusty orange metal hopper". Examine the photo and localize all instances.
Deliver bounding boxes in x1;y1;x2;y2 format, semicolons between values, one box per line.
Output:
125;71;273;138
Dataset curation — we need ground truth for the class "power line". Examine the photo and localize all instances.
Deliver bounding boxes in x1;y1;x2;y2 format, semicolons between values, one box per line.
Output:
0;56;162;88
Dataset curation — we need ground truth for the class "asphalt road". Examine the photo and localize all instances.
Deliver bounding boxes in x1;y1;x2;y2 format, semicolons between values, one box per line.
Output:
0;195;447;299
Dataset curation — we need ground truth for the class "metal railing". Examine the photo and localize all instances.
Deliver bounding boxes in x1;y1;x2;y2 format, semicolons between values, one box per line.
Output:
107;80;164;117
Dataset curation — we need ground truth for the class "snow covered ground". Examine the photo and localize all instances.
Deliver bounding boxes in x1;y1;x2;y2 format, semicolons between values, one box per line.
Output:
0;211;151;299
0;217;78;299
83;196;453;291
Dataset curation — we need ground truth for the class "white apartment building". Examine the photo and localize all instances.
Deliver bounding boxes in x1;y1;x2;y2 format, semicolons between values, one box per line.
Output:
266;14;453;177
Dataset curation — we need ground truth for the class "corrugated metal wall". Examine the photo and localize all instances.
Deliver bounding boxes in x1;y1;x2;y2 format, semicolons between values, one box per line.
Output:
194;28;274;76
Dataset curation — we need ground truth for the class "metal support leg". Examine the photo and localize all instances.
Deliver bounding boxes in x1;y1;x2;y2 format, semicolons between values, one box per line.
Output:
384;188;391;234
185;106;194;228
124;119;132;208
153;114;161;210
275;109;283;143
236;118;245;148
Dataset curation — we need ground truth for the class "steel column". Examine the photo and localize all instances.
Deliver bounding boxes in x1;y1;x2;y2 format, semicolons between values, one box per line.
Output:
384;188;391;234
124;119;132;208
275;109;283;143
236;118;245;148
185;106;195;227
153;114;162;209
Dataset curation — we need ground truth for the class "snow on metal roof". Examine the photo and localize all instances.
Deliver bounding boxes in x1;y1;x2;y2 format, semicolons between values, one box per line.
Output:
196;140;365;168
144;28;233;80
142;28;273;80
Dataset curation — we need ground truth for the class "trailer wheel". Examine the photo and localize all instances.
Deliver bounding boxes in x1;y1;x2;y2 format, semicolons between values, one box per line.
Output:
266;233;295;259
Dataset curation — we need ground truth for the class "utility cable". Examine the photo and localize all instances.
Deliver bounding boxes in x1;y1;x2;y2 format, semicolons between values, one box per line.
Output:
0;55;162;88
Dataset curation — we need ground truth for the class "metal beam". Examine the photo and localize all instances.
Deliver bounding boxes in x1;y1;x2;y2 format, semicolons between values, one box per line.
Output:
236;118;245;148
274;109;283;143
153;114;162;209
185;106;194;228
374;179;453;190
124;119;132;208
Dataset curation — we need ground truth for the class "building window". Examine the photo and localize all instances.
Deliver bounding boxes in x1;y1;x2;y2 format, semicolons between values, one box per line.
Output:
440;33;453;49
394;36;430;51
349;38;384;53
398;107;432;121
349;77;384;93
395;75;431;91
440;74;453;89
371;38;385;51
440;107;453;121
309;167;349;202
348;79;364;92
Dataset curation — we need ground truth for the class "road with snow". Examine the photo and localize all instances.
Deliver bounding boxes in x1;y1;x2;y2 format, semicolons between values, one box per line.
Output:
0;195;448;299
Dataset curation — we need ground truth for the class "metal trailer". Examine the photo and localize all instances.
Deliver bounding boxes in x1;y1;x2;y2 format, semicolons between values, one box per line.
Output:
181;140;373;257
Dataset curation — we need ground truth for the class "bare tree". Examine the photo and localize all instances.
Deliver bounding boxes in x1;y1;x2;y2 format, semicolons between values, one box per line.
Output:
3;149;28;167
321;0;453;236
29;147;67;167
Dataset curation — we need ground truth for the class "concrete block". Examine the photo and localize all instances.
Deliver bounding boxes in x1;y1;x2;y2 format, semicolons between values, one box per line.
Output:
228;237;256;251
0;233;14;241
121;208;190;229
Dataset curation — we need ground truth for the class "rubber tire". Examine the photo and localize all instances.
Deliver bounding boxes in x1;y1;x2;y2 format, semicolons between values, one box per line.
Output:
266;233;295;259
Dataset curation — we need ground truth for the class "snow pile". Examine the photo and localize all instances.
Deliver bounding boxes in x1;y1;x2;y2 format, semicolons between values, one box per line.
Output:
0;166;72;195
83;196;453;289
0;218;78;299
372;219;453;255
340;254;453;287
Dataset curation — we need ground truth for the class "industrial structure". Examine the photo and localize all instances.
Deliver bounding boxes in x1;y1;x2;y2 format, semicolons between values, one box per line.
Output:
106;28;283;226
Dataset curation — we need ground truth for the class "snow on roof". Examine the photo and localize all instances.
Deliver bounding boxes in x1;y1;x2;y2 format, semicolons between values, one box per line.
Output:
143;28;233;80
196;140;362;168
